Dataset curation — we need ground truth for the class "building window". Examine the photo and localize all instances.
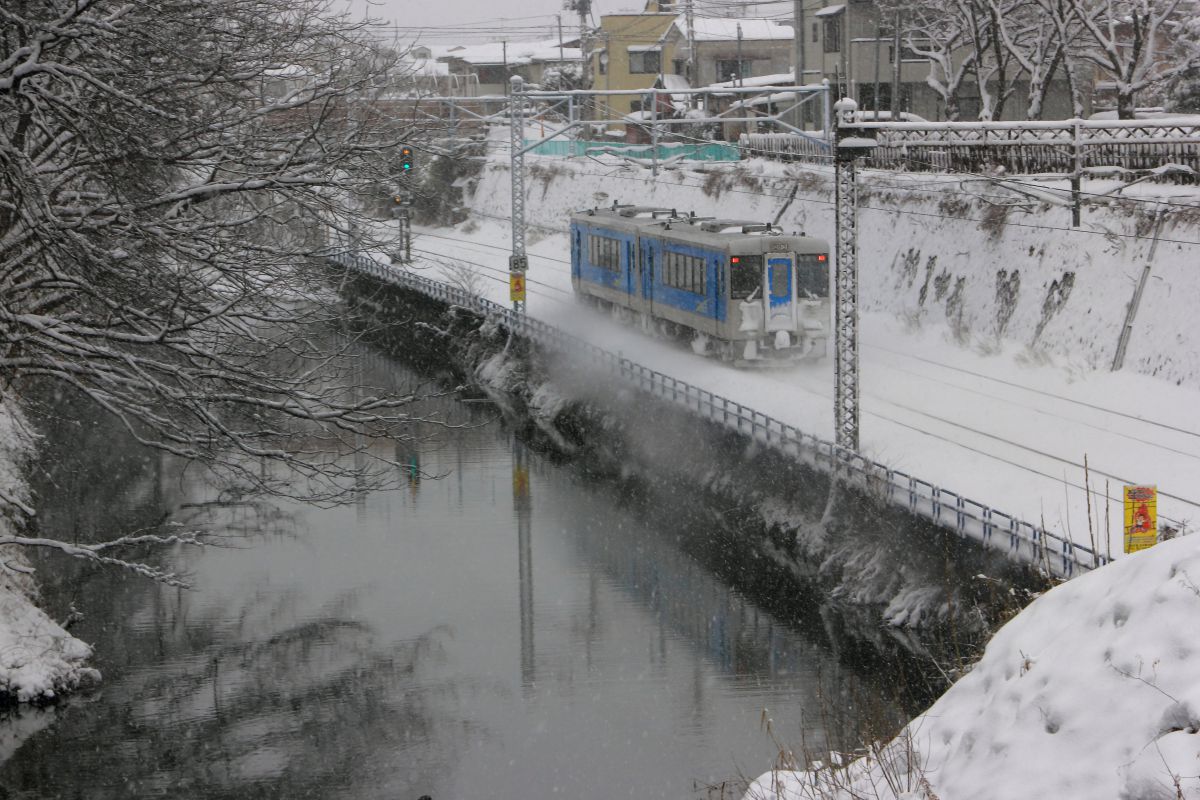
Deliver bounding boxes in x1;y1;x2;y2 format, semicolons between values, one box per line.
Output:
588;234;621;271
812;22;819;43
716;59;753;83
673;58;686;76
630;99;643;113
628;49;661;74
476;65;507;84
823;17;841;53
663;250;707;294
858;83;912;114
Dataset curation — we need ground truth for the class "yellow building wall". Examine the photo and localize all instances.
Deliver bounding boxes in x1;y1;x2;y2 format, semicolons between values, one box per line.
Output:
592;13;677;122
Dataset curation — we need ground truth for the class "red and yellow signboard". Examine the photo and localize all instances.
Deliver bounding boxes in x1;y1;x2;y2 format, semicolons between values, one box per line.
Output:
1123;485;1158;554
509;272;526;302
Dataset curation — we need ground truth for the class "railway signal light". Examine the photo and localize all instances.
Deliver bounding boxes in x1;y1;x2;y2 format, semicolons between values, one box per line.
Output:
400;146;414;175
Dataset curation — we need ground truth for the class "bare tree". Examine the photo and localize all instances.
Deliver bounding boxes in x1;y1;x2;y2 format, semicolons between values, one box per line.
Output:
984;0;1070;119
1066;0;1200;119
967;0;1025;119
880;0;979;120
1;0;436;576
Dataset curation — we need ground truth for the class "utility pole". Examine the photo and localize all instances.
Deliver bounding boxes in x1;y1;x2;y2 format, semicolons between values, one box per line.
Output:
736;23;743;87
872;17;882;120
557;15;565;66
792;0;804;86
503;41;509;94
509;76;528;313
574;0;592;117
832;97;876;457
840;11;849;97
685;0;696;88
890;11;901;118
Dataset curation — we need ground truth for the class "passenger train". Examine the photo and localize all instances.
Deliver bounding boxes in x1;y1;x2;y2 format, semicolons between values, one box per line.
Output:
569;204;831;364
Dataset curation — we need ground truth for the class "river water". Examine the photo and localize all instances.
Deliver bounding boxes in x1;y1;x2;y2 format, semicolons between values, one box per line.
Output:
1;347;919;800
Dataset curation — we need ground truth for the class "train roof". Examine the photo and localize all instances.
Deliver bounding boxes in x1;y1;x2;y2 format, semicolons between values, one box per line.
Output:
571;205;829;253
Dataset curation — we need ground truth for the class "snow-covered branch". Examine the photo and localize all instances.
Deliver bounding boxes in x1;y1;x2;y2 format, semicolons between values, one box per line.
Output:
1;0;446;516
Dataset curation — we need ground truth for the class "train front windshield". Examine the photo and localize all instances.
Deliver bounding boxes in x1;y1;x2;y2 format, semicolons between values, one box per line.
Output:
795;254;830;299
729;255;763;299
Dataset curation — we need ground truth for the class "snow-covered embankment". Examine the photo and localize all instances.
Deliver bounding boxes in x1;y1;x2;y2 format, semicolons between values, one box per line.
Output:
0;398;99;704
744;531;1200;799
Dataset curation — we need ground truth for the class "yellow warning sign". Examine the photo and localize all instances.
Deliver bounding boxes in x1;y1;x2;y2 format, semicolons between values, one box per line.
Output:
1123;485;1157;554
510;272;526;302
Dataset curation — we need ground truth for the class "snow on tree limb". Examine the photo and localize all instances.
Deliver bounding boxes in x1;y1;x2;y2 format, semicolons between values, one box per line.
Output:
1;0;442;536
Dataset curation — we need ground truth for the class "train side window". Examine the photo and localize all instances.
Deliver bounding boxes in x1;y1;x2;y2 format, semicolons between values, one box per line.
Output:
587;234;621;271
729;255;763;299
663;250;707;294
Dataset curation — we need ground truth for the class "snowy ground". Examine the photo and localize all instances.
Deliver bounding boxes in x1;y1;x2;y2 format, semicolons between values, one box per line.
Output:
404;214;1200;562
743;530;1200;799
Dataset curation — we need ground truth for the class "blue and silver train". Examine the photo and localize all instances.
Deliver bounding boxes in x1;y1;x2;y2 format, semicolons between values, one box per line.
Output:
569;204;831;364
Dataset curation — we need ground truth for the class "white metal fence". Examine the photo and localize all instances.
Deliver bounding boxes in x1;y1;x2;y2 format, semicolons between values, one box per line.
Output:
333;251;1105;580
741;119;1200;176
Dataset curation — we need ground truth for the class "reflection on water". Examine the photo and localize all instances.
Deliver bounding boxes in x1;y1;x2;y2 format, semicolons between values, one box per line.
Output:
1;348;913;800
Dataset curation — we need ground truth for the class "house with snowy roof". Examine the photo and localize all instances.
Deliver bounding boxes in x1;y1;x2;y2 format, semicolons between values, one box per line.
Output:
591;4;797;125
658;16;795;89
590;1;679;121
438;40;583;97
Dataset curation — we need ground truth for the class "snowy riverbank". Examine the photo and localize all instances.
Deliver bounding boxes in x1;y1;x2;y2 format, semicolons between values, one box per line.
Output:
744;530;1200;799
0;398;99;704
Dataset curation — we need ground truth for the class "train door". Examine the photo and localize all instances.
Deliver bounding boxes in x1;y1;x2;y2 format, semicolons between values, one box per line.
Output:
571;228;582;280
765;256;796;331
641;237;658;312
626;240;636;296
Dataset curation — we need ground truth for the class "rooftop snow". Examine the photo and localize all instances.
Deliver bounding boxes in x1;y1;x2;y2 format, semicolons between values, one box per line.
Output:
439;40;582;66
666;16;794;43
